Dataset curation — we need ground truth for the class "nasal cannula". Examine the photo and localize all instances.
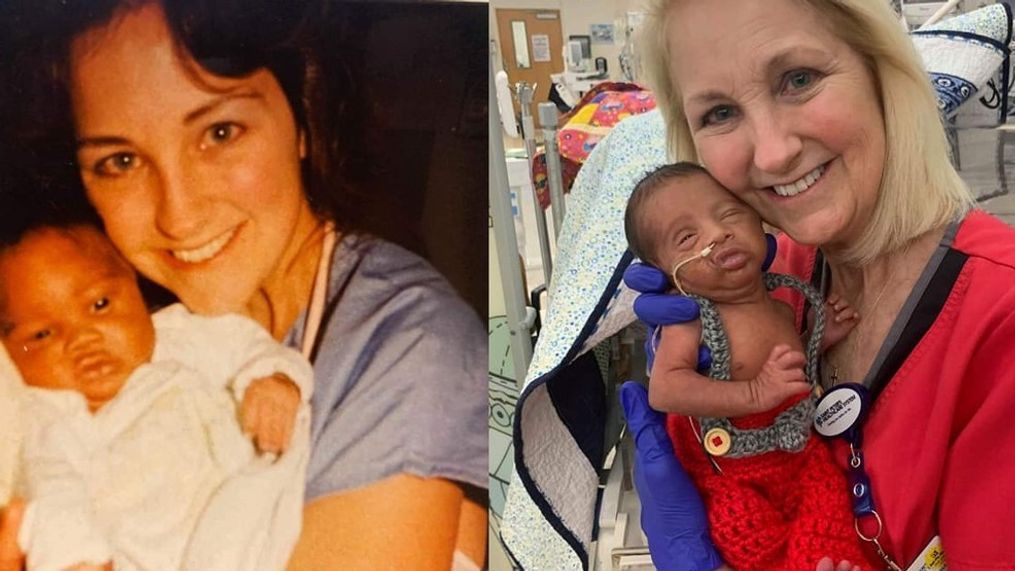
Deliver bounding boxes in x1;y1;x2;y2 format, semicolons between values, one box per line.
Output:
670;241;716;295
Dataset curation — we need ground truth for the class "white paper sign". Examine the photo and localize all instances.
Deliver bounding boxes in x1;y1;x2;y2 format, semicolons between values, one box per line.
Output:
531;34;551;63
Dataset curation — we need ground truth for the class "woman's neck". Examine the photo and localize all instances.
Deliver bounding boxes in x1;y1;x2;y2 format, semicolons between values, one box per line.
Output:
819;226;946;385
246;207;334;340
823;227;943;298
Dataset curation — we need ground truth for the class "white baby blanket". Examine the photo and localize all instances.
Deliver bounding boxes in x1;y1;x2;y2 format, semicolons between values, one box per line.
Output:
11;305;312;571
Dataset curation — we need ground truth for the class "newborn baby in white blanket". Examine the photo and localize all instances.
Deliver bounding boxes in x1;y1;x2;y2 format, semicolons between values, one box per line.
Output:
0;223;313;571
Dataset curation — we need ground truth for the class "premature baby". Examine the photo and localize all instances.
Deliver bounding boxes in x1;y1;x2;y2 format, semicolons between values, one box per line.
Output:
0;223;313;571
625;162;874;571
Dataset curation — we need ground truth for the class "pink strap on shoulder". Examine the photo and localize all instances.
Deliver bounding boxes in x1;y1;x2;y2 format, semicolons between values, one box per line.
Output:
300;224;336;360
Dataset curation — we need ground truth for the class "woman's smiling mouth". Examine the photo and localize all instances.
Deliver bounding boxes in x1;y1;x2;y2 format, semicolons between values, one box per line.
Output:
170;226;239;264
771;164;826;197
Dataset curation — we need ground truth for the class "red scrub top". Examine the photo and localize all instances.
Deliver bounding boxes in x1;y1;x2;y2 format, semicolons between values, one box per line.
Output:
771;210;1015;568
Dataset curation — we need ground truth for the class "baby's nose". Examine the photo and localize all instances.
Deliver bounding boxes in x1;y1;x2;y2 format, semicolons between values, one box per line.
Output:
708;227;734;244
66;326;103;353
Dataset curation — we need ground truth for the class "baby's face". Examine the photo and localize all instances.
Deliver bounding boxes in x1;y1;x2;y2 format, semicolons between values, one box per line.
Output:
642;174;768;299
0;226;155;412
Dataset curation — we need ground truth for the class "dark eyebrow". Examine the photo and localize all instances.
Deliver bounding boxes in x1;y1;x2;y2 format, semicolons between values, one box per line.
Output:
77;136;129;150
76;90;265;149
183;90;264;125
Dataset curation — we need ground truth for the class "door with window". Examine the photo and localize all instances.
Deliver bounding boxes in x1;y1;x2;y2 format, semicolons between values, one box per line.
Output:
495;9;564;121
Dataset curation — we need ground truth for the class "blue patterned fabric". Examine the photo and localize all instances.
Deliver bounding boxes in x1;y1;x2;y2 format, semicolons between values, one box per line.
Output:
931;72;979;115
914;3;1013;119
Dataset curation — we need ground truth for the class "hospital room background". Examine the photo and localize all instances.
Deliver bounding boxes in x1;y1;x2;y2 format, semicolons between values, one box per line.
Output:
489;0;1015;569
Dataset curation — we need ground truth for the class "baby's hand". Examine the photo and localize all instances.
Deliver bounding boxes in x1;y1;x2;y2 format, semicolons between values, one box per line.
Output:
821;294;859;348
240;373;301;455
745;344;811;412
0;500;25;571
815;557;862;571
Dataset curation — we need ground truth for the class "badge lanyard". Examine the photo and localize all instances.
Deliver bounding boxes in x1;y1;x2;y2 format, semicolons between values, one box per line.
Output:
814;383;902;571
300;224;337;361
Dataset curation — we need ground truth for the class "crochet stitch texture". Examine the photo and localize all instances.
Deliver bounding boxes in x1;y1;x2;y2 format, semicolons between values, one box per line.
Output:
665;273;874;570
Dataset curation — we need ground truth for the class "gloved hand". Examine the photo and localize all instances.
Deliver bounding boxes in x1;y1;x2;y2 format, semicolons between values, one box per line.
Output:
620;382;723;571
624;233;778;371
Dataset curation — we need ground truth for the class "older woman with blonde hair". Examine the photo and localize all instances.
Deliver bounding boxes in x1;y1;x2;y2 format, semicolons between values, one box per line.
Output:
620;0;1015;568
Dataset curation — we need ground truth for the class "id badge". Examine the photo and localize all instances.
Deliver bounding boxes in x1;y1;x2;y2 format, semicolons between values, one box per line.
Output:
905;536;946;571
813;383;867;438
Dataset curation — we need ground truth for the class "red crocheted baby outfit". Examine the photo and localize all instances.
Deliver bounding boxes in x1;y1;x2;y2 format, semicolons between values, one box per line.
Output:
667;397;876;571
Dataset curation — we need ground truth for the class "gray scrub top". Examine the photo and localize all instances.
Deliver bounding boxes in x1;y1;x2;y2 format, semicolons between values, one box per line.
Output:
284;234;487;499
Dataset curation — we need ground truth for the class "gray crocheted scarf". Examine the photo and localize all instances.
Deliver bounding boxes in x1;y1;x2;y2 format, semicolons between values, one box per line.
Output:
690;272;825;458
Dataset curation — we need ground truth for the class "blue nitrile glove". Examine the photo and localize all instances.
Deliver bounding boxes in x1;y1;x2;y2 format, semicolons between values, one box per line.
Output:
624;233;777;371
619;382;723;571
